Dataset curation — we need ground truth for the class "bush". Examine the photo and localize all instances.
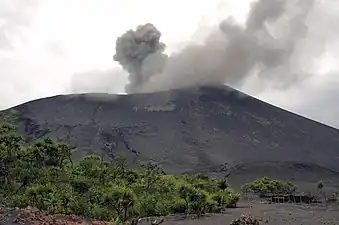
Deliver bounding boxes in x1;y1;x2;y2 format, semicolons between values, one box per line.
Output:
241;176;297;196
213;190;240;210
172;199;186;214
230;214;260;225
0;122;240;222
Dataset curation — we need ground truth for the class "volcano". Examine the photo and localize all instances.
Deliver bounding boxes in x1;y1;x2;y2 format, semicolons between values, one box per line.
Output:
2;85;339;189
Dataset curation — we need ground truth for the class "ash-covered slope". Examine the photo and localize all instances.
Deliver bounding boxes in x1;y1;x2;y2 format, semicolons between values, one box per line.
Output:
2;85;339;177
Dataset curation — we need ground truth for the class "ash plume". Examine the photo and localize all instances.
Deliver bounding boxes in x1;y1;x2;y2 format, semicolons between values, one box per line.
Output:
113;23;168;93
114;0;319;94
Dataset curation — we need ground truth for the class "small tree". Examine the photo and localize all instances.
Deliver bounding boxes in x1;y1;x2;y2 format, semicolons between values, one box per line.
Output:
317;180;324;195
102;185;138;222
0;122;24;188
114;154;128;179
141;161;164;190
190;189;208;217
178;184;195;215
317;180;327;206
217;179;229;210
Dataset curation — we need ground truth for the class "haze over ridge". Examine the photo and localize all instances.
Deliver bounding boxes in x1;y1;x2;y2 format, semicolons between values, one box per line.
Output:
1;0;339;127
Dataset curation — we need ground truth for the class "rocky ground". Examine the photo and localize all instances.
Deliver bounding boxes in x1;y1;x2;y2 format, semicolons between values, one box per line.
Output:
146;202;339;225
0;206;108;225
1;201;339;225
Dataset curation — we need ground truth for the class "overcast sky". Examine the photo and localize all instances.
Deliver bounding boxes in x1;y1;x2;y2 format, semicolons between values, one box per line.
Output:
1;0;339;128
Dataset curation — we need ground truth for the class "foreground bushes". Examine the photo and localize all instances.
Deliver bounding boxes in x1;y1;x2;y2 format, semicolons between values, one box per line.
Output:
0;122;239;222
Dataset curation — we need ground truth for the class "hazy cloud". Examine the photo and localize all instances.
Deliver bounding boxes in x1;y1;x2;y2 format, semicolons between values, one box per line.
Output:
69;68;127;94
256;72;339;128
1;0;339;129
0;0;38;50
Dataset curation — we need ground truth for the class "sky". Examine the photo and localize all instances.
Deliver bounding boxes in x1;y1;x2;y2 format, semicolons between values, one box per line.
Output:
1;0;339;128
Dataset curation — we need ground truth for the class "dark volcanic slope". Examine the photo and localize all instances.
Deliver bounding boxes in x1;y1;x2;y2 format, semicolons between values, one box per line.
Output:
2;85;339;178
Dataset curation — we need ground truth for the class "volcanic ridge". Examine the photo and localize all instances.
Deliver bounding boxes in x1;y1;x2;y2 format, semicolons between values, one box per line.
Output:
1;85;339;189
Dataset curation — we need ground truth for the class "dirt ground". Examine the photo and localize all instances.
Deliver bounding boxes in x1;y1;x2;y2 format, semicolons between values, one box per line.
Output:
139;201;339;225
1;202;339;225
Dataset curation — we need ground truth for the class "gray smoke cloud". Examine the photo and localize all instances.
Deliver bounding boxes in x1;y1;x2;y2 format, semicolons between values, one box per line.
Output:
114;0;318;94
113;23;168;93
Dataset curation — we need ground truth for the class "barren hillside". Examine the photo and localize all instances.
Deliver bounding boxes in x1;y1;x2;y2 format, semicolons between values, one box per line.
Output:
1;85;339;189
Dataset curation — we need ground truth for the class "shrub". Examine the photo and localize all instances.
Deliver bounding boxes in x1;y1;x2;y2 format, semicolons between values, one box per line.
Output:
241;176;297;196
0;122;240;222
230;214;260;225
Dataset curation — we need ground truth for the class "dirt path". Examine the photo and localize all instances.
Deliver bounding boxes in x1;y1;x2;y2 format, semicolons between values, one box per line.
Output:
139;202;339;225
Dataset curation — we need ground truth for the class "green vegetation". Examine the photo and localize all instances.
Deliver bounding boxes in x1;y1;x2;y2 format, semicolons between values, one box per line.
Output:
0;122;239;223
241;176;297;195
0;109;19;123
